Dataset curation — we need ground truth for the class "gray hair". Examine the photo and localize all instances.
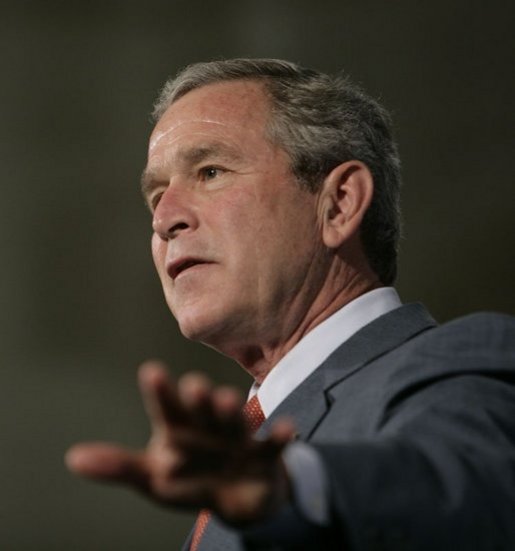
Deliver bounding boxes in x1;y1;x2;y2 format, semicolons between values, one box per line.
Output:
153;58;402;285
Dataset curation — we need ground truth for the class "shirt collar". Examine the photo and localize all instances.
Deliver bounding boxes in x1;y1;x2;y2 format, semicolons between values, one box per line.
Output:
250;287;402;417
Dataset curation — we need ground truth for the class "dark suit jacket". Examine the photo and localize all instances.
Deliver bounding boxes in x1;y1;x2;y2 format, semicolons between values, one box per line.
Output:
185;303;515;550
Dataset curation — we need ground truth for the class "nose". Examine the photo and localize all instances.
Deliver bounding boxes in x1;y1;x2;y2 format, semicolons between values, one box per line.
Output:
152;187;198;240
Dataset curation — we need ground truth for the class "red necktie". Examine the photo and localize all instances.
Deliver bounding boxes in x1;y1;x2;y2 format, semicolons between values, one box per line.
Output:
190;395;265;551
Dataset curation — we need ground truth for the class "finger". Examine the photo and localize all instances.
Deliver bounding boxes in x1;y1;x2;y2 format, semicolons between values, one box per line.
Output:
211;386;245;419
249;419;297;467
138;360;187;433
177;372;236;433
211;386;247;439
267;418;296;445
176;378;246;441
65;442;149;489
180;378;244;423
175;372;215;436
177;371;213;411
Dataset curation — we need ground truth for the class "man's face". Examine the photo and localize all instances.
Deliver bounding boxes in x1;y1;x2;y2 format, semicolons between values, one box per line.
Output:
143;80;327;353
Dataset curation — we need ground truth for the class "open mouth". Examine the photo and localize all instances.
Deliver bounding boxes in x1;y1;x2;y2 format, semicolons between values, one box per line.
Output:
168;258;208;280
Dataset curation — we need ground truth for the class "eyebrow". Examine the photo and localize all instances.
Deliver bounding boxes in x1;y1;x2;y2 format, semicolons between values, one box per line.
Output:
140;142;243;199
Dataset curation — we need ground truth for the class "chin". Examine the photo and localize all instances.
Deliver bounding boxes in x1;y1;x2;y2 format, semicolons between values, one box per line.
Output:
174;307;225;343
176;319;207;342
175;305;251;353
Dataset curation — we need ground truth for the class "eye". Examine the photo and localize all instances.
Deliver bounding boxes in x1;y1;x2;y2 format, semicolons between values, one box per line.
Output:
149;192;163;211
200;166;223;180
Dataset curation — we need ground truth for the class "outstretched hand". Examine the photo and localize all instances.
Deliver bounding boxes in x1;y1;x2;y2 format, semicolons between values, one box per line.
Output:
65;361;295;525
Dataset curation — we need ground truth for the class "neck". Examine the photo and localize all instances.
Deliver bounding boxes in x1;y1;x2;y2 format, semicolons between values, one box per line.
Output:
216;266;382;384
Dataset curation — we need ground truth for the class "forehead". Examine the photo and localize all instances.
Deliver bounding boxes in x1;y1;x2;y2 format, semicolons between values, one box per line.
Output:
149;80;272;154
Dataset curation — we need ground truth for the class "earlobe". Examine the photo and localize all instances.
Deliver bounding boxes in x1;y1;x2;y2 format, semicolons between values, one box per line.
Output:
320;161;374;249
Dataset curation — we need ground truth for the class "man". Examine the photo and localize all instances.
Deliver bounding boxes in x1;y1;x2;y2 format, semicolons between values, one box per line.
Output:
66;59;515;550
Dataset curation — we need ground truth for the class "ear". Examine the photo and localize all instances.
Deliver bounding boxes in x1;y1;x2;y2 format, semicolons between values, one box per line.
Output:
318;160;374;249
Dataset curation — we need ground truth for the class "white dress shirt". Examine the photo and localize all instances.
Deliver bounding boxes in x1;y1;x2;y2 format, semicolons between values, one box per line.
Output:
250;287;402;415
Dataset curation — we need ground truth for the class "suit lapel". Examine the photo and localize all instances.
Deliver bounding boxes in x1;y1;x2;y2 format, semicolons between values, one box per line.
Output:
260;303;436;440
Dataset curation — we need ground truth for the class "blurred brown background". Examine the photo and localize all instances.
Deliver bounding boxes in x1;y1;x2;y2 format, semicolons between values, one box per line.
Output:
1;1;513;549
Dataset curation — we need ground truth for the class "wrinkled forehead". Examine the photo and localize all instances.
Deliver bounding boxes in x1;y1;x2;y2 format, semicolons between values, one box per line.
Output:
148;80;274;155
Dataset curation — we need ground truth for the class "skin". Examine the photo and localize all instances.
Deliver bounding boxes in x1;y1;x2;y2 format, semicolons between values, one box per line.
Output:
66;79;380;525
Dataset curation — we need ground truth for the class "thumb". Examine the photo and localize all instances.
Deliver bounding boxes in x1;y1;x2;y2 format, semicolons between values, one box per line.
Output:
65;442;149;488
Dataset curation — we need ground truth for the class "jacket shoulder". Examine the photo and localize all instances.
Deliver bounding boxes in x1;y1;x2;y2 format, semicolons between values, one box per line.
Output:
384;311;515;392
418;311;514;357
